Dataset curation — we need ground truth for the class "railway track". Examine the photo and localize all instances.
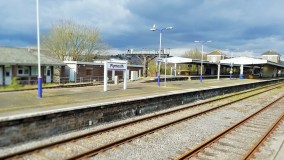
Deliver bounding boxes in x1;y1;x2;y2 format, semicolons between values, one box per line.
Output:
176;95;284;160
2;83;284;160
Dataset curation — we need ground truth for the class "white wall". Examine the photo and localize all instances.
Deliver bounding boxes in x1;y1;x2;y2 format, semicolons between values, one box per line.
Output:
65;63;77;81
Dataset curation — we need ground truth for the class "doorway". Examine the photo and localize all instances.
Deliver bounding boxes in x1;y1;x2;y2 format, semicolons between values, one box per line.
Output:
69;68;75;82
5;67;12;85
46;66;52;83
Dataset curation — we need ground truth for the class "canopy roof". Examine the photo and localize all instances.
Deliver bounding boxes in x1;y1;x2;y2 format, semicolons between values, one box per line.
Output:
64;59;143;68
161;56;213;65
160;56;284;68
220;57;267;65
161;56;193;63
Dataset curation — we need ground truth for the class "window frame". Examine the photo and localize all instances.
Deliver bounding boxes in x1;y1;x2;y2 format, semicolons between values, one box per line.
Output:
17;66;30;76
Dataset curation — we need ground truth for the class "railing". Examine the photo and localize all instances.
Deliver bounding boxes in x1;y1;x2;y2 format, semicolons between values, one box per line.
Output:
14;75;128;86
18;79;38;85
74;75;125;84
13;74;284;86
76;76;105;83
58;77;70;84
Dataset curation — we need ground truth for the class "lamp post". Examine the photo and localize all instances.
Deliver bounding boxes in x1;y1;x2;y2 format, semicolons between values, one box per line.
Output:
164;55;167;87
229;50;233;80
225;49;233;80
227;48;238;80
194;40;212;83
150;24;173;86
36;0;42;98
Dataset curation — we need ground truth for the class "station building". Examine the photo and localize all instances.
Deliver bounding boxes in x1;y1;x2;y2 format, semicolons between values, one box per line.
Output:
64;60;143;83
1;45;283;86
0;46;65;86
0;46;143;86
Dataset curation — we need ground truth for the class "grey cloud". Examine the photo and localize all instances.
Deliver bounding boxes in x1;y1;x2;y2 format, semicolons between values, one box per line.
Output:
1;0;284;57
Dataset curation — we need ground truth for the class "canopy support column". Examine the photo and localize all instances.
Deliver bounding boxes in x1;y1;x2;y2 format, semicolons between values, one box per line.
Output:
217;63;220;80
174;63;177;77
240;64;244;80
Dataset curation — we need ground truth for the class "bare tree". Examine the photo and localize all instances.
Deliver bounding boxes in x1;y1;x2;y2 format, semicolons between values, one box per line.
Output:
182;48;203;59
42;20;108;61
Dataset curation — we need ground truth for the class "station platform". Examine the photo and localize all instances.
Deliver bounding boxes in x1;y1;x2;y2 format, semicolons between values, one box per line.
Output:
0;77;284;159
0;78;269;120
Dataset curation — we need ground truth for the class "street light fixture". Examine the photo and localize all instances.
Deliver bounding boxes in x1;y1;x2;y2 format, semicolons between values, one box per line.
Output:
194;40;212;83
150;24;173;86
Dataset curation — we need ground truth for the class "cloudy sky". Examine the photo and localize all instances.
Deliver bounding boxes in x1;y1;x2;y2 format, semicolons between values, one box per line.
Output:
1;0;284;58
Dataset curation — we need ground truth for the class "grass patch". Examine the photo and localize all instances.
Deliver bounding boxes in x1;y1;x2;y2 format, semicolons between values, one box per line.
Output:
0;82;95;92
0;83;60;92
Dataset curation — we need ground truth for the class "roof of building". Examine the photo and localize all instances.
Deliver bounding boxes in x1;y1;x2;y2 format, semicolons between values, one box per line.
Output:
161;56;212;64
64;60;143;68
261;50;280;56
207;50;225;56
220;57;267;65
0;46;65;66
162;56;193;63
220;56;284;68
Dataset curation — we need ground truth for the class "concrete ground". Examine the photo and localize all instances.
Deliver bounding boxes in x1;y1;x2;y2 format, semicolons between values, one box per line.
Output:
274;138;284;160
0;78;264;119
0;77;283;159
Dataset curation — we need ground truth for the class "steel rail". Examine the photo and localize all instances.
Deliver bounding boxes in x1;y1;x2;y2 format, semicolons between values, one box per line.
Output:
243;112;284;159
67;86;284;159
2;83;283;159
175;95;284;160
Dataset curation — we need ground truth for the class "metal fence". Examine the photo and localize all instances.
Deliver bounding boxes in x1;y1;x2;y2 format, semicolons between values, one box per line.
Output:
17;79;38;85
15;75;128;86
58;76;107;84
76;76;104;83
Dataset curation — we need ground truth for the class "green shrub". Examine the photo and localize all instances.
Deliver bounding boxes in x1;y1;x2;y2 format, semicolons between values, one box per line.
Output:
10;77;21;89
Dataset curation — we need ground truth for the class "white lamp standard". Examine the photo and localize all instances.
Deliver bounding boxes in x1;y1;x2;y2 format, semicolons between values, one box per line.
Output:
230;50;233;80
226;48;238;80
150;24;173;86
36;0;42;98
194;40;212;83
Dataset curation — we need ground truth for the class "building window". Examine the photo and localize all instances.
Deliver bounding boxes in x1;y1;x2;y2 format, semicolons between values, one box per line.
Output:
31;66;38;76
47;70;51;76
5;71;10;76
17;66;29;76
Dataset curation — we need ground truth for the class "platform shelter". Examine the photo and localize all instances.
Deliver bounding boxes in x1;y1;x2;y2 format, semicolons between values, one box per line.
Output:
220;57;284;79
161;56;217;77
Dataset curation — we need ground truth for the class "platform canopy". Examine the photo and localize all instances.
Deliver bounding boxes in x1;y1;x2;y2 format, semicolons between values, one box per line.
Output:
220;57;268;65
94;59;128;64
161;56;193;63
